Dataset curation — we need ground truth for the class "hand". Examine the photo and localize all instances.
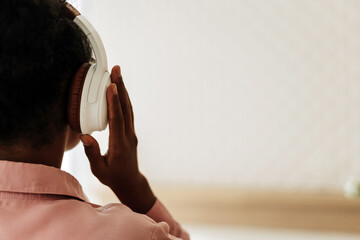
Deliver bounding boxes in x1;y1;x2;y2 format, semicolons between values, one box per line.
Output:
80;65;156;213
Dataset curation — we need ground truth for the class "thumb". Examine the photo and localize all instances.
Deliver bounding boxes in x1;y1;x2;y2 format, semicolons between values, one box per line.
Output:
80;134;106;175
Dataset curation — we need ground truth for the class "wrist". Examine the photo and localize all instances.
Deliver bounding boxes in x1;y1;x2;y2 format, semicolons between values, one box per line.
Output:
110;174;156;214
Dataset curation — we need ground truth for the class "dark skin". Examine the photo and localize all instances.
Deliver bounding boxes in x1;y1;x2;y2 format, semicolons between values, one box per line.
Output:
0;65;156;214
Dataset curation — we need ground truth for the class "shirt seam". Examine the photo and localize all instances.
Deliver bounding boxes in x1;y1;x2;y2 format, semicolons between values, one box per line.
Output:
0;187;86;201
0;195;61;200
150;224;158;240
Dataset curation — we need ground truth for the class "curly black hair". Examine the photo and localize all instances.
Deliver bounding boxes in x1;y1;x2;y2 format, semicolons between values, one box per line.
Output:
0;0;92;148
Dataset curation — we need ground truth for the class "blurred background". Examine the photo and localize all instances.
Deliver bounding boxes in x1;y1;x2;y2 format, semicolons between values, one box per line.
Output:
63;0;360;239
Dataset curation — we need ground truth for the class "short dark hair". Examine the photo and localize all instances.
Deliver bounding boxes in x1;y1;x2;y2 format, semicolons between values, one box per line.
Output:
0;0;92;148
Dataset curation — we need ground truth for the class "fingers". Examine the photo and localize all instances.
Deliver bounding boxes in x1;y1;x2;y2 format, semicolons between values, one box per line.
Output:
107;82;125;150
110;66;135;133
80;134;107;174
107;82;124;132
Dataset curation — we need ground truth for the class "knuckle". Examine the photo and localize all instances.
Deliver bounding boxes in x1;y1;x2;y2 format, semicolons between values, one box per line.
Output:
90;166;103;178
132;135;138;146
109;112;123;122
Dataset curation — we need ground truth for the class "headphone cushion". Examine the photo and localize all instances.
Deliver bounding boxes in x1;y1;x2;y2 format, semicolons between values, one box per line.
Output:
67;63;91;133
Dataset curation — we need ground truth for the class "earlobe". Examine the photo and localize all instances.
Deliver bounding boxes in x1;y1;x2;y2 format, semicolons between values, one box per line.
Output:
65;126;82;151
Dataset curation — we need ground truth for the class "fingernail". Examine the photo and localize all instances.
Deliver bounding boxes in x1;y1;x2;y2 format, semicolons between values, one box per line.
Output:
117;66;121;76
112;84;118;95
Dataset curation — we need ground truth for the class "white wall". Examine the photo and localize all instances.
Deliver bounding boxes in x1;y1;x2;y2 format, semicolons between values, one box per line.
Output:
63;0;360;201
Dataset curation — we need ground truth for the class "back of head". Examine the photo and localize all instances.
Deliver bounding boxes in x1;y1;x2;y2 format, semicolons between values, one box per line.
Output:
0;0;92;148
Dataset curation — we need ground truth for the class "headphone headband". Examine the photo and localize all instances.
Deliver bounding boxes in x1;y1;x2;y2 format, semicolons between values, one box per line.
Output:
64;2;109;104
64;2;111;133
64;2;80;20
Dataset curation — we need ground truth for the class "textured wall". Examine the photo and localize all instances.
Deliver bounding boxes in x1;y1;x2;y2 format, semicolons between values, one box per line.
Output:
63;0;360;196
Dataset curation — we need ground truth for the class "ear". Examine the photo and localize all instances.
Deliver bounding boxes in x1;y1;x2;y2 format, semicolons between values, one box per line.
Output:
65;126;82;151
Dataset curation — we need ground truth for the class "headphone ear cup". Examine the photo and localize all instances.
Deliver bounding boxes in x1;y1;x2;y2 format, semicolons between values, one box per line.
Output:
67;63;91;133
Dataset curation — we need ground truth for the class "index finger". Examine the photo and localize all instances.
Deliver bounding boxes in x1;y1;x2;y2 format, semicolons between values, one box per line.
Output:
111;65;135;133
107;82;125;151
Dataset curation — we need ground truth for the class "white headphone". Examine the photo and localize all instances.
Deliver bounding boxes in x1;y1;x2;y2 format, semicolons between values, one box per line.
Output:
65;3;110;134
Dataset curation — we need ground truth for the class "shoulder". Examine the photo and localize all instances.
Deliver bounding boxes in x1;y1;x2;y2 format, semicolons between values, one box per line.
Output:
53;199;159;240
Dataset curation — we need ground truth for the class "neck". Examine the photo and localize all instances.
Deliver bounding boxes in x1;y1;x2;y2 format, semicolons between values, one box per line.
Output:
0;132;68;169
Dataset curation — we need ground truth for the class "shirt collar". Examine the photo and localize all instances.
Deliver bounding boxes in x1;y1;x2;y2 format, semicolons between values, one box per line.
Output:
0;160;88;201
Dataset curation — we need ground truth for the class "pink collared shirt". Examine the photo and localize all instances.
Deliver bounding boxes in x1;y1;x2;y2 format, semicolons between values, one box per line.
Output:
0;160;190;240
